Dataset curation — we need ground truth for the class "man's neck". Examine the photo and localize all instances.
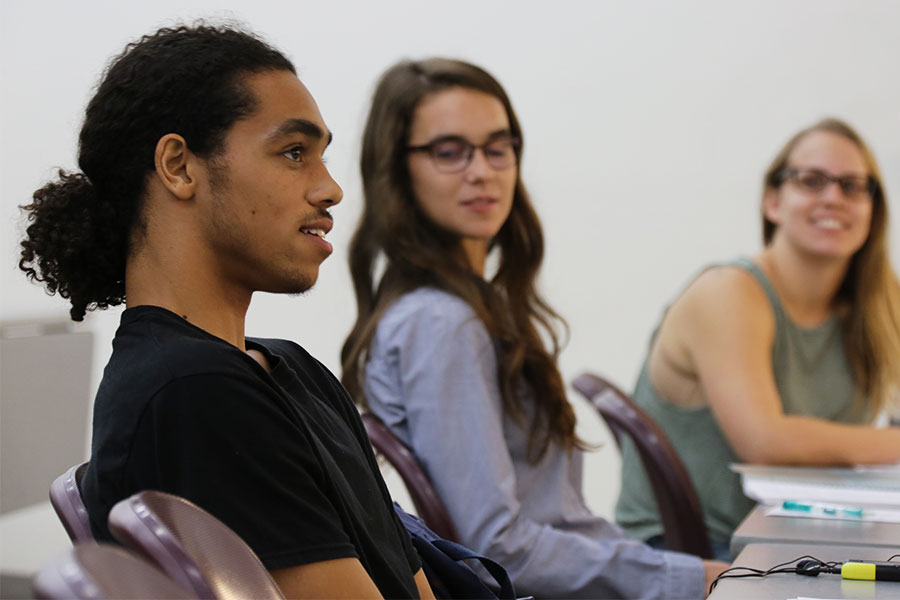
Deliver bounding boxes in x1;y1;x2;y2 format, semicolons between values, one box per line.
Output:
125;249;252;350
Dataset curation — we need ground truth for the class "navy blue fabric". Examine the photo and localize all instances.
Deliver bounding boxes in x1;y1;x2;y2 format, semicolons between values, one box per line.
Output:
394;504;517;599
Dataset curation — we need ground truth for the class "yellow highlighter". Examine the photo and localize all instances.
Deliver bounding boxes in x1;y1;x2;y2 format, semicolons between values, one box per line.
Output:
841;561;900;582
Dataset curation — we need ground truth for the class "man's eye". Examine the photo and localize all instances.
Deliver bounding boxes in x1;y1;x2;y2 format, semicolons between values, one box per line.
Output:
283;146;304;162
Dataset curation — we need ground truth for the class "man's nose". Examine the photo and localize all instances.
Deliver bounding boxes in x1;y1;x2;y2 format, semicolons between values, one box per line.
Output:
309;165;343;207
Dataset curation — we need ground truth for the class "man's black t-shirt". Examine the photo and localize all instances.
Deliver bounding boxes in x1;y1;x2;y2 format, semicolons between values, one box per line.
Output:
82;306;421;599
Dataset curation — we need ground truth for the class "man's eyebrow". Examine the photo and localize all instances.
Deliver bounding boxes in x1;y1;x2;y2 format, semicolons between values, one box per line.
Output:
269;118;333;147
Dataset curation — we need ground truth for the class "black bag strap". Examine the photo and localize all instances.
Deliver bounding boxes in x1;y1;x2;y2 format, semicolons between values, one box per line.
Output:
430;538;516;599
394;503;520;599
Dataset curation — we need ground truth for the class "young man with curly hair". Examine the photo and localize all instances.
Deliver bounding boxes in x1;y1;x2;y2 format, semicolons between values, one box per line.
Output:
19;24;433;600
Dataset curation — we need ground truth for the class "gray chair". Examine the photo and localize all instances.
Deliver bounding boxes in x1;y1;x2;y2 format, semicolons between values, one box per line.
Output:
571;372;714;559
108;490;284;600
48;461;93;543
32;543;195;599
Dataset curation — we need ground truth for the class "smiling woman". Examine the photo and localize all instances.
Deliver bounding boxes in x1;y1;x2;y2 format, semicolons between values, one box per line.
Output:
405;87;517;274
616;118;900;559
340;57;720;600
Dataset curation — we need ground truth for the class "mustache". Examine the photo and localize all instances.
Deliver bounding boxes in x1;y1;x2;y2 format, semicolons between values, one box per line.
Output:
303;208;333;224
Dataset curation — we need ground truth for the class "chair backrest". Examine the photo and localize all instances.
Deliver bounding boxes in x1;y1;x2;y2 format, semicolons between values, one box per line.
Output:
49;461;93;543
32;543;195;599
107;490;284;600
361;412;460;543
571;372;713;559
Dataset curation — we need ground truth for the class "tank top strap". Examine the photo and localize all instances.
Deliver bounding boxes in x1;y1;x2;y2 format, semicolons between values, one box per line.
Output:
727;256;787;325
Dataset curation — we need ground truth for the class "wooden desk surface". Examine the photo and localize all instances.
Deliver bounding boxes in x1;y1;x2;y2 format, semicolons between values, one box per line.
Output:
731;505;900;556
709;543;900;599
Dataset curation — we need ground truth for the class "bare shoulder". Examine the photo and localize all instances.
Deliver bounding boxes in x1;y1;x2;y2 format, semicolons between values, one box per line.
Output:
657;264;775;364
650;263;777;407
674;264;772;325
683;264;766;304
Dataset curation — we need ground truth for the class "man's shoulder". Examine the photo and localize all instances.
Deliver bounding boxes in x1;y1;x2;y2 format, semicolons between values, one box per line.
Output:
98;306;258;406
250;336;314;365
116;306;251;370
99;306;348;419
251;336;350;408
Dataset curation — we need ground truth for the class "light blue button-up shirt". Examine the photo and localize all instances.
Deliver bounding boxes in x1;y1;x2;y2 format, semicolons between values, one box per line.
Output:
364;287;705;599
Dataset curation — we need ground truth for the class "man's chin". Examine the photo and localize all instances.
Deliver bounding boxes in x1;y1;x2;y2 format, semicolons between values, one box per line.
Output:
259;273;317;296
286;279;316;296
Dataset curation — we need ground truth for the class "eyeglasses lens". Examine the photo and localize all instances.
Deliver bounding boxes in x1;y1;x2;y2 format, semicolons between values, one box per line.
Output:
791;170;870;200
431;140;468;171
838;178;868;197
431;138;517;173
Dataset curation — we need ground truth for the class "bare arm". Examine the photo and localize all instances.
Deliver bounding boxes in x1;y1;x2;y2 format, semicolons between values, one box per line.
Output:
414;568;436;600
270;557;383;599
703;560;730;598
671;267;900;465
270;560;433;600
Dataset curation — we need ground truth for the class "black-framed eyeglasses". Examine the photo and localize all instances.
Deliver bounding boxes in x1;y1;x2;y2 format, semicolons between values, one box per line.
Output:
407;134;520;173
776;168;875;201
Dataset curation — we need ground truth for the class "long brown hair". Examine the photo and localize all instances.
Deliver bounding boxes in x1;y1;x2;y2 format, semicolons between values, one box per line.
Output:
763;118;900;414
341;58;580;459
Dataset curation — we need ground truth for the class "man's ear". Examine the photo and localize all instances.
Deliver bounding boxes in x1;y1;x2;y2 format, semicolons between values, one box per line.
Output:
154;133;198;200
763;187;782;225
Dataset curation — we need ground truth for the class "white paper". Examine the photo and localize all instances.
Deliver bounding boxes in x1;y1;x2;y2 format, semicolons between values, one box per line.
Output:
731;463;900;509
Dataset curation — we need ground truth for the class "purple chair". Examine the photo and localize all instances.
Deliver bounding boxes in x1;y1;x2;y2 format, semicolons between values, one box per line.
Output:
108;490;284;600
32;543;195;599
571;372;714;559
361;412;460;542
49;462;93;543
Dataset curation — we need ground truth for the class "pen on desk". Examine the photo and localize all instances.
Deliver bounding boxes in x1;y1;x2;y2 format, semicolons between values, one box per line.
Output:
781;500;865;518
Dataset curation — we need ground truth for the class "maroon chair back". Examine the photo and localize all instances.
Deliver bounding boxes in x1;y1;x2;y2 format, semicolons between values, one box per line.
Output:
49;462;93;543
571;372;713;559
32;543;195;599
361;412;460;542
108;491;284;600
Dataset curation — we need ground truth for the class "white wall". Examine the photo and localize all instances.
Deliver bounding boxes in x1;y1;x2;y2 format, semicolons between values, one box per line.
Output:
2;0;899;572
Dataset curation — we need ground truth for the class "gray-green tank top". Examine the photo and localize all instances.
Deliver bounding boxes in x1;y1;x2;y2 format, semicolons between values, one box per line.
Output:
615;258;867;545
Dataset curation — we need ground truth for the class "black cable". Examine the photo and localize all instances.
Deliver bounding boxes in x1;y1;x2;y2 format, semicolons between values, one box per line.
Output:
713;553;820;584
709;562;803;593
707;553;886;595
768;554;821;572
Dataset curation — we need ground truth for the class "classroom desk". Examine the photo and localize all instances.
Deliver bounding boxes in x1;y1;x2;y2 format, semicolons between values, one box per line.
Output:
730;505;900;557
709;543;900;599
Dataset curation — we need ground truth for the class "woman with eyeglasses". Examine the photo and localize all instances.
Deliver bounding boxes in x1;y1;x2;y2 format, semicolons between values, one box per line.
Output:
616;118;900;560
341;58;728;600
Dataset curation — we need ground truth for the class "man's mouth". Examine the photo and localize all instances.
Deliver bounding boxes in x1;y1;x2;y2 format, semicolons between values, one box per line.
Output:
300;227;327;238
